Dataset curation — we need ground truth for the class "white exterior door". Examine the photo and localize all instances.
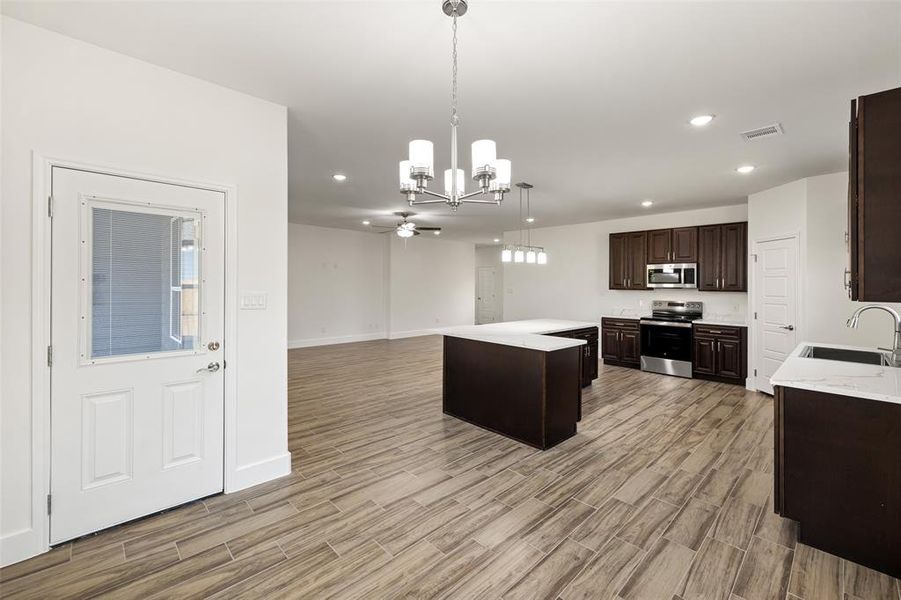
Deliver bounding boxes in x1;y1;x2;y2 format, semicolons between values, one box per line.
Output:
476;267;498;324
50;167;225;544
754;236;799;394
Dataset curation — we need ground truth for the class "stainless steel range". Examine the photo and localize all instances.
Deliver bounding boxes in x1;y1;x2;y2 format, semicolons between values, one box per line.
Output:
640;300;703;378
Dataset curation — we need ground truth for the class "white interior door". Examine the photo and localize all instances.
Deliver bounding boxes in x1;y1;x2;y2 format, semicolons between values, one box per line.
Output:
476;267;498;324
50;167;225;544
754;236;799;394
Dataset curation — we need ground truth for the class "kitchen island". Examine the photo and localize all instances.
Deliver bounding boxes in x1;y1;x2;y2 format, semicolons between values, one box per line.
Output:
771;342;901;579
440;320;598;450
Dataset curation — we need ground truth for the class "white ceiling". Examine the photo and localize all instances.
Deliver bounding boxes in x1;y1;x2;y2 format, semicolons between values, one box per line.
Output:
4;1;900;242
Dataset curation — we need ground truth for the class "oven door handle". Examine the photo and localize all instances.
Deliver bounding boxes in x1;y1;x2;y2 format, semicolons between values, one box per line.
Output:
639;320;694;328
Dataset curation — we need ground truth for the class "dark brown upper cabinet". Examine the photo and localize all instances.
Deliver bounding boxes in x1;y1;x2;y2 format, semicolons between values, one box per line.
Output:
698;222;747;292
849;86;901;301
647;227;698;264
609;231;647;289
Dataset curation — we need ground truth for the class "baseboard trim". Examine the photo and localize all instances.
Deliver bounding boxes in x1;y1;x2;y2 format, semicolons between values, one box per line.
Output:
288;332;386;349
228;452;292;493
0;528;45;568
387;328;441;340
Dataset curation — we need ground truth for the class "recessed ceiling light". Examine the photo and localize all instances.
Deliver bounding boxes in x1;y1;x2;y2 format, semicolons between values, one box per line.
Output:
361;220;370;226
689;114;715;127
493;238;501;243
736;165;755;174
525;217;535;223
332;173;347;182
641;200;654;207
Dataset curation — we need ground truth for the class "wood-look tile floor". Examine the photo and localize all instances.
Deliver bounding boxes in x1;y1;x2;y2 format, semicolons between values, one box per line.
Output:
3;335;900;599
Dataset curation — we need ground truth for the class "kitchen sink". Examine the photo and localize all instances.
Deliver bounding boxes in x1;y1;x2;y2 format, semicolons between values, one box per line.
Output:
801;345;891;366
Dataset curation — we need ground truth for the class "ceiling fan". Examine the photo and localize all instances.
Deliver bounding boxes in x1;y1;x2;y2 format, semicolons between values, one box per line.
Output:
371;212;442;238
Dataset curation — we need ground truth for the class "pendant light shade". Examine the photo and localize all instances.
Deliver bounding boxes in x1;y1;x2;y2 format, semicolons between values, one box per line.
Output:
526;249;537;264
444;168;465;195
501;247;512;263
513;249;525;263
471;139;497;178
537;250;548;265
409;140;434;176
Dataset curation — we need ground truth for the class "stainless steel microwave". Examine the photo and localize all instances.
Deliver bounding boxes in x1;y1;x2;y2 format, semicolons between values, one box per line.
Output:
646;263;697;288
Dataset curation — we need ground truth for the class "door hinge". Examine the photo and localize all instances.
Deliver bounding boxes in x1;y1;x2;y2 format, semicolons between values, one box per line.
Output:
46;494;52;515
47;345;53;367
47;196;54;218
754;312;758;320
752;253;758;263
754;368;758;376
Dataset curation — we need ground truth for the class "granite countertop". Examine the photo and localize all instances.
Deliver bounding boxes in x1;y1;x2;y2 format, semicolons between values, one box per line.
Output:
438;319;595;352
770;341;901;404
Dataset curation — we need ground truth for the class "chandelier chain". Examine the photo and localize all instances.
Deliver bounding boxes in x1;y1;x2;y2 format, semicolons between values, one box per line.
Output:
451;10;459;126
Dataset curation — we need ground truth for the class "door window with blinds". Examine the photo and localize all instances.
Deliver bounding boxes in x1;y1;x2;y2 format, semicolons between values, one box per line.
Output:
82;197;204;363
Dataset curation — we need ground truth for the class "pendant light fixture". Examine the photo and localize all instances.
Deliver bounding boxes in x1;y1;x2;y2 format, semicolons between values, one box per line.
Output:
397;0;512;211
501;183;547;265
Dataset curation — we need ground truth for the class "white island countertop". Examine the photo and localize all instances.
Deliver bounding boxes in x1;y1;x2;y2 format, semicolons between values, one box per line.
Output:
771;341;901;405
438;319;596;352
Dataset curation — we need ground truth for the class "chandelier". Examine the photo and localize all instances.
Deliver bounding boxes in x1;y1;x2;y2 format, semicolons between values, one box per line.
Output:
398;0;512;211
502;183;547;265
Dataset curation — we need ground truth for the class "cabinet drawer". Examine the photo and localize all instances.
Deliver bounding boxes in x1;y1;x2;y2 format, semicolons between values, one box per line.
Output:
693;324;743;339
601;318;639;331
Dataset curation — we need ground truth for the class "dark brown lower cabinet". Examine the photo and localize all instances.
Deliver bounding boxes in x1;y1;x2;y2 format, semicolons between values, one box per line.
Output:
543;326;599;388
691;324;746;384
601;318;640;368
443;336;581;450
774;385;901;578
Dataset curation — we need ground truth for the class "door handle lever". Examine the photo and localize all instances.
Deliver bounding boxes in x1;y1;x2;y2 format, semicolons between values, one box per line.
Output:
197;362;221;373
779;325;795;331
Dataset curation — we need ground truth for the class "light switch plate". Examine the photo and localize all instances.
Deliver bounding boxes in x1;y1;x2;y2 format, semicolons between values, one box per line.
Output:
241;292;268;310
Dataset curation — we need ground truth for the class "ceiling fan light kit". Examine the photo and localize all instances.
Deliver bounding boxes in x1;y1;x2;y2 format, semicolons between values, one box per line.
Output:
398;0;512;211
501;182;547;265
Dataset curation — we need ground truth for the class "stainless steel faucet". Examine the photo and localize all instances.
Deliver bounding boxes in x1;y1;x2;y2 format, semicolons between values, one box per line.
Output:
846;305;901;367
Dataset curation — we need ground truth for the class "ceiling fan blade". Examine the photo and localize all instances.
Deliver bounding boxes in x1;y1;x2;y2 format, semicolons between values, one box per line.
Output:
416;226;442;231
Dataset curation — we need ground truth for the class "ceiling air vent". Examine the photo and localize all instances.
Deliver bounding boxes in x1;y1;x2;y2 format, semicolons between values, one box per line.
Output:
739;123;784;142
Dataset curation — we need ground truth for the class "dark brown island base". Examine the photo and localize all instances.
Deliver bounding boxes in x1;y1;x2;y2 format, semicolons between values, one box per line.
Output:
441;320;598;450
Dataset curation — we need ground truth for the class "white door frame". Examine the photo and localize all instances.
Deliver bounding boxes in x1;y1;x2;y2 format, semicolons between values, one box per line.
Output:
749;231;802;393
29;153;240;558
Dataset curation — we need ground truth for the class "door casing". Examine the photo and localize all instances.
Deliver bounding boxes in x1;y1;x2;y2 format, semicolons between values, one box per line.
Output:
29;153;240;559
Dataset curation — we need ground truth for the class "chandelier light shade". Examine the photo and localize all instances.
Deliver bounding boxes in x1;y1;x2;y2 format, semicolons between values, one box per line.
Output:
398;0;511;210
399;160;416;192
444;168;466;195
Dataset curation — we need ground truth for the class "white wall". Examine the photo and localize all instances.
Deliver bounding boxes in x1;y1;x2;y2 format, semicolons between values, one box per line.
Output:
748;172;901;353
475;246;504;323
288;224;387;347
503;205;750;323
1;18;289;565
388;236;475;337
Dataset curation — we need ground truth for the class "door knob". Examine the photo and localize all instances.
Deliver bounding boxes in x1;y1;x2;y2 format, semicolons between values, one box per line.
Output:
197;362;221;373
779;325;795;331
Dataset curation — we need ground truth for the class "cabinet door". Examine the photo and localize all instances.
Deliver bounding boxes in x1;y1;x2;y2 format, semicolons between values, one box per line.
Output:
855;87;901;301
586;335;599;380
716;339;744;379
693;337;716;375
601;328;620;361
609;233;628;290
626;231;647;289
646;229;672;264
720;222;747;292
620;330;641;364
697;225;721;291
671;227;698;263
849;98;859;300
